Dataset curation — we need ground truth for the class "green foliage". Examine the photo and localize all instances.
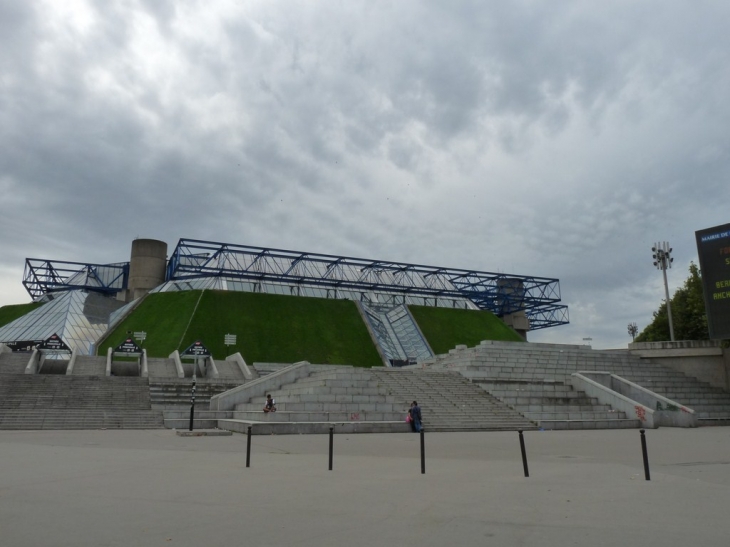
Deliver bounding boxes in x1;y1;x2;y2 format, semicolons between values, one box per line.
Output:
102;290;382;367
636;263;709;342
409;305;524;354
0;302;43;328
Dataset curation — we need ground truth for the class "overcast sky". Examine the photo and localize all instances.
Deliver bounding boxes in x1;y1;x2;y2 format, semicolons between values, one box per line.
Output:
1;1;728;349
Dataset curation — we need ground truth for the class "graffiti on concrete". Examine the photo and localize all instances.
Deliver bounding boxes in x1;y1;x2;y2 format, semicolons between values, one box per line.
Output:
635;405;647;421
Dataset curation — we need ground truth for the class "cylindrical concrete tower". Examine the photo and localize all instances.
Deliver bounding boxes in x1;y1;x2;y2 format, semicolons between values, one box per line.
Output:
128;239;167;301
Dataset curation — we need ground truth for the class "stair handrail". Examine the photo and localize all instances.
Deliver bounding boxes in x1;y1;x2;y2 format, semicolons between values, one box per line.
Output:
24;348;41;374
206;356;220;379
106;347;112;376
169;350;185;379
65;348;78;375
226;352;253;380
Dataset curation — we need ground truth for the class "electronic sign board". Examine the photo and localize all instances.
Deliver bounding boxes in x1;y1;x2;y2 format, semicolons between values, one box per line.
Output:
695;222;730;339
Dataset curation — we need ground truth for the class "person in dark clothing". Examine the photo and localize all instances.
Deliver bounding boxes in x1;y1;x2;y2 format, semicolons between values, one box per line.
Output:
409;400;422;433
263;394;276;413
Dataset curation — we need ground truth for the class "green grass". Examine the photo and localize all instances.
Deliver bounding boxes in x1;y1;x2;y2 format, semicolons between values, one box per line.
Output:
0;302;43;328
409;305;524;354
100;291;202;357
180;291;382;367
102;290;383;367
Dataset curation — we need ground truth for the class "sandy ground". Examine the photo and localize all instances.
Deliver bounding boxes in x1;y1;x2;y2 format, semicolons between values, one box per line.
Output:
1;427;729;547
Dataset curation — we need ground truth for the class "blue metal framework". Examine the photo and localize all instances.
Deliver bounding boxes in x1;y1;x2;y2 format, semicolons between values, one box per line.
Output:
167;239;569;330
23;259;129;299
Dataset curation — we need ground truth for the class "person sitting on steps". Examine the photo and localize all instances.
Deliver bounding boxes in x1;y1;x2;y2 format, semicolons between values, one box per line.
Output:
263;394;277;413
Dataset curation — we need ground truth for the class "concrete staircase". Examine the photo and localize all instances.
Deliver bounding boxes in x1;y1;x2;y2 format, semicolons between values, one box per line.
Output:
217;366;535;434
0;374;163;429
369;369;537;432
476;380;638;430
424;341;730;427
147;357;180;378
71;355;107;375
220;368;409;434
0;352;30;374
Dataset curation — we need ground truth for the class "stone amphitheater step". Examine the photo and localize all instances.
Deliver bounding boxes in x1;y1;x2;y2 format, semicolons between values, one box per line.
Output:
474;379;639;430
71;355;106;375
0;374;163;429
427;340;730;426
369;368;537;432
146;357;180;378
0;409;163;429
149;379;243;409
211;358;245;380
0;352;32;374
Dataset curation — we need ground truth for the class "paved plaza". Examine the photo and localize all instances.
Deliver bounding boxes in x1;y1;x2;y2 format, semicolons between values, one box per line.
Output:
1;427;729;546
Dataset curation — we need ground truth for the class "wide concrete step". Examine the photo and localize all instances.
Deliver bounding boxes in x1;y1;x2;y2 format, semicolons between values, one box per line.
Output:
536;418;641;430
0;409;164;429
218;418;411;435
231;410;405;422
238;402;405;413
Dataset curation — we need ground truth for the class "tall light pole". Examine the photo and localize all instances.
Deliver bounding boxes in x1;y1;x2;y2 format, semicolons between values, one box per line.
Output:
652;241;675;342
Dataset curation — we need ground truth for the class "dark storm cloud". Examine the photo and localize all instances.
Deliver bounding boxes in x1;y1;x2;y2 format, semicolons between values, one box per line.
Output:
1;1;729;348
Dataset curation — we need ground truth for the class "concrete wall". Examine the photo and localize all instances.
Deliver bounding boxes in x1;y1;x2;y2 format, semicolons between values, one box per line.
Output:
629;340;730;392
128;239;167;301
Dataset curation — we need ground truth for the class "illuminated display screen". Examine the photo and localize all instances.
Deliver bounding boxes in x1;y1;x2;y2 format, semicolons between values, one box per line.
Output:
695;223;730;339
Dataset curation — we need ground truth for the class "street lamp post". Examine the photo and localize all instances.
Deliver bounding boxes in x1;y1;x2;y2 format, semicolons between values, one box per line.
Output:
652;242;675;342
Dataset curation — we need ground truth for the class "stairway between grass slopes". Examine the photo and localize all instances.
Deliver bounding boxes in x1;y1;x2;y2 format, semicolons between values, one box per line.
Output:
217;367;535;434
0;374;163;430
423;341;730;427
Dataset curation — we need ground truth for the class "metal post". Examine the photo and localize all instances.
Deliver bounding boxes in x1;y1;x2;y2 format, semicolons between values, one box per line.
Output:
246;426;252;468
518;430;529;478
420;429;425;474
661;267;675;342
329;427;334;471
640;429;650;481
188;376;196;431
652;242;675;342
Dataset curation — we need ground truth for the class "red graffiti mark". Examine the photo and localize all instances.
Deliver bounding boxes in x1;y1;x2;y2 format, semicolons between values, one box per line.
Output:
635;406;647;421
350;413;360;422
681;407;690;413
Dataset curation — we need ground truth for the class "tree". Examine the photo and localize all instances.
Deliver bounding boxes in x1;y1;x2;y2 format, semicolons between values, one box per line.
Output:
635;262;709;342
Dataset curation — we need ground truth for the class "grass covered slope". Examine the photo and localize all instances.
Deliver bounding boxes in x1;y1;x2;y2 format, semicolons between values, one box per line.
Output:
180;291;382;367
100;291;202;357
0;302;43;328
409;305;524;355
102;290;382;367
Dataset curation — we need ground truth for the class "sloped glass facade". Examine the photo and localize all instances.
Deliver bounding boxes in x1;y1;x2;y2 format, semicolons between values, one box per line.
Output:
0;291;125;355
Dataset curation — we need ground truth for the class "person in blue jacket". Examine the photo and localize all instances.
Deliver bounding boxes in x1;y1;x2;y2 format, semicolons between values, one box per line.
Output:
409;400;422;433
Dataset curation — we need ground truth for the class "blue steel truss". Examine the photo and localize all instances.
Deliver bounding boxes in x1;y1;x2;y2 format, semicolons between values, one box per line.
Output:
23;259;129;299
167;239;569;330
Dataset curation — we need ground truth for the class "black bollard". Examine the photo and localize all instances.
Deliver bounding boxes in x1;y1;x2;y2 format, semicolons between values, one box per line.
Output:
246;426;252;468
329;427;334;471
420;429;425;474
518;430;529;478
640;429;650;481
188;379;196;431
